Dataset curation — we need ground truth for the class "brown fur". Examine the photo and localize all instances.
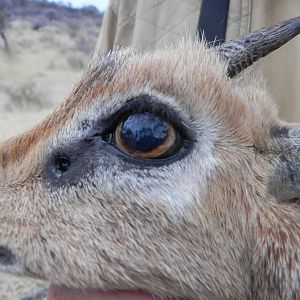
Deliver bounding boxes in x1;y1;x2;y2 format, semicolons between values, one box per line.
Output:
0;40;299;299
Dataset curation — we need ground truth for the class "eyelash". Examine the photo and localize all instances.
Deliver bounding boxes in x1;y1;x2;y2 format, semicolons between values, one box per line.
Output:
99;95;191;138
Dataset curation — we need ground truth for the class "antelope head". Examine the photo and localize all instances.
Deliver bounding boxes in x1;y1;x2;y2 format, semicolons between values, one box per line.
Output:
0;17;300;300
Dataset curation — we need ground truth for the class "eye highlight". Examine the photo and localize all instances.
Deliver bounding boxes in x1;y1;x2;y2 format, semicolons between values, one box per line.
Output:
115;112;181;158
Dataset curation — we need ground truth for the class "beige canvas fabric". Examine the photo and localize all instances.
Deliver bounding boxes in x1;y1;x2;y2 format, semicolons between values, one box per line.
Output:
249;0;300;122
95;0;300;122
95;0;202;52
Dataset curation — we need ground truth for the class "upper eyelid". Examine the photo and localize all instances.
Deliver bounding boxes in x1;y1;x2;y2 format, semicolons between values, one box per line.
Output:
97;94;194;136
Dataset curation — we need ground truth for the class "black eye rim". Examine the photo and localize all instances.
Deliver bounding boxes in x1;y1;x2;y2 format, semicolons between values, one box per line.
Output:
98;95;195;139
97;94;196;164
100;134;193;166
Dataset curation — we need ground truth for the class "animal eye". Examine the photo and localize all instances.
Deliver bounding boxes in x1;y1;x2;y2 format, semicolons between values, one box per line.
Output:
110;112;183;159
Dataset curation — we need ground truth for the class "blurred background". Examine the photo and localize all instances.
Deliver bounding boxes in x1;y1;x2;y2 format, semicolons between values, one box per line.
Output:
0;0;107;141
0;0;106;298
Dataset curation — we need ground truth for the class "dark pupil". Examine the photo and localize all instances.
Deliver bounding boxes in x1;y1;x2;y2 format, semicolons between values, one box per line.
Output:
120;112;168;152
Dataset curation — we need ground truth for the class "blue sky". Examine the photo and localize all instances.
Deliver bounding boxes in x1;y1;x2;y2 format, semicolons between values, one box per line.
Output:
53;0;109;11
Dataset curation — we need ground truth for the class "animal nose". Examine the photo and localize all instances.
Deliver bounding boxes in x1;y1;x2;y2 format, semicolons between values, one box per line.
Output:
0;246;16;266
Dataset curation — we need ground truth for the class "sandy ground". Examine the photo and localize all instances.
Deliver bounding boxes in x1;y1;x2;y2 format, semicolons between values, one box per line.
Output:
0;18;98;299
0;110;51;140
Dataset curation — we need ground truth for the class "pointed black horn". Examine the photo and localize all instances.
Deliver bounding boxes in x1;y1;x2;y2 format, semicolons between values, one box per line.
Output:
218;16;300;78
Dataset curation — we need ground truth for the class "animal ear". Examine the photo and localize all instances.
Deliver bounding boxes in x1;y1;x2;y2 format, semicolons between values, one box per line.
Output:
217;16;300;78
268;128;300;203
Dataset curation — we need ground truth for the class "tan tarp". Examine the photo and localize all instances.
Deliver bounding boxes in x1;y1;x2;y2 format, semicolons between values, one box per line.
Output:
95;0;300;122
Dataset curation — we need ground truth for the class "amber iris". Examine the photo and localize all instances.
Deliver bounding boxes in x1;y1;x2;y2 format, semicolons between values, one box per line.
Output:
115;112;177;158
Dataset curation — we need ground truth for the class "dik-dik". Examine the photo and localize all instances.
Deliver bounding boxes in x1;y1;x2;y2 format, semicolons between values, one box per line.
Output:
0;17;300;300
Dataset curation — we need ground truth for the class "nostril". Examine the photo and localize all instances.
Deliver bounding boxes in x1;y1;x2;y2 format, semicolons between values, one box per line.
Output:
0;246;16;265
52;154;72;178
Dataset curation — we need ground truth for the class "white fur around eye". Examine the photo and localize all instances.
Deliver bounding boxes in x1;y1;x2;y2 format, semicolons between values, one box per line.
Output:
106;119;218;216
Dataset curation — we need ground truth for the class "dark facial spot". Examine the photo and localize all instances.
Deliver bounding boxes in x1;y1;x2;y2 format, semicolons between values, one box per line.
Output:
0;246;16;266
51;155;72;178
270;126;289;138
44;138;102;186
50;251;56;261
